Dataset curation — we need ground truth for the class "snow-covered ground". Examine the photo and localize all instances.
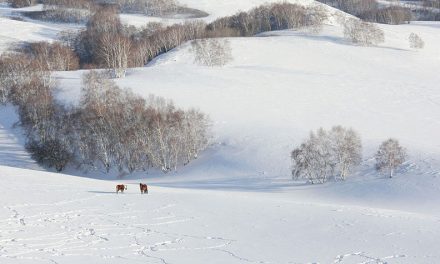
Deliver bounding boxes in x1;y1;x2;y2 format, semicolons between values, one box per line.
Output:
1;166;440;264
1;0;440;263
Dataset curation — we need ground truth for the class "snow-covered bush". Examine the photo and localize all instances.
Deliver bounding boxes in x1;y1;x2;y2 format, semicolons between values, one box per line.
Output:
27;139;72;172
375;139;407;178
343;18;385;46
409;33;425;49
191;39;232;67
291;126;362;184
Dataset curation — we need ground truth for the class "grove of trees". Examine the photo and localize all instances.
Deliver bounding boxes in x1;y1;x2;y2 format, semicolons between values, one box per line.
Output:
291;127;408;184
291;126;362;184
0;49;211;173
317;0;412;24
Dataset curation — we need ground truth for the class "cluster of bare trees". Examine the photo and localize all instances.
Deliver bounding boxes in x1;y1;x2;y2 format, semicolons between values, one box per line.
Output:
317;0;411;24
0;42;77;104
318;0;378;17
343;18;385;46
291;126;362;184
112;0;178;16
412;0;440;20
75;71;211;173
7;0;36;8
422;0;440;8
191;39;232;67
207;3;328;37
0;57;211;173
18;0;95;23
67;2;328;76
7;2;331;77
22;42;80;71
72;5;208;75
361;6;412;24
291;127;408;184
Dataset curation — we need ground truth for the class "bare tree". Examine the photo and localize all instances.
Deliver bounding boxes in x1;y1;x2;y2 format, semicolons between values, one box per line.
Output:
409;32;425;49
375;138;407;178
97;33;132;78
343;18;385;46
191;39;232;67
329;126;362;180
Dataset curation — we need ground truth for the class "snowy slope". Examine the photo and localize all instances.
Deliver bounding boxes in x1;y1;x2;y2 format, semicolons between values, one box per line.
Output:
51;20;440;217
54;22;440;179
0;105;40;170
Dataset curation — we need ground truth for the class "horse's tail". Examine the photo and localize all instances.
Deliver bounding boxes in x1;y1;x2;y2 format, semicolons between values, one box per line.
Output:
125;185;127;190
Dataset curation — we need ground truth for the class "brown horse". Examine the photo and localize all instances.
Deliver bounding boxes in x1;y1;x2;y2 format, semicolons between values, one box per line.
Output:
116;184;127;193
140;183;148;194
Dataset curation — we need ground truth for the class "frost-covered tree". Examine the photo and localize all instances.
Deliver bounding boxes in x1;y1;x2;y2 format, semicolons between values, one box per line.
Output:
375;138;407;178
191;39;232;67
292;126;362;184
409;33;425;49
291;128;334;184
343;18;385;46
329;126;362;180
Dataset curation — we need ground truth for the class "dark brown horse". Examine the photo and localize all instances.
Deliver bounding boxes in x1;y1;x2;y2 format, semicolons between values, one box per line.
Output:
116;184;127;193
140;183;148;194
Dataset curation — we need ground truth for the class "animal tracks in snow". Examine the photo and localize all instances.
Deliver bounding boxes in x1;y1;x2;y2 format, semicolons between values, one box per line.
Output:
334;252;407;264
0;193;235;264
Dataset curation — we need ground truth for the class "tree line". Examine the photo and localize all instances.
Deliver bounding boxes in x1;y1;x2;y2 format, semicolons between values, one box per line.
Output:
317;0;440;23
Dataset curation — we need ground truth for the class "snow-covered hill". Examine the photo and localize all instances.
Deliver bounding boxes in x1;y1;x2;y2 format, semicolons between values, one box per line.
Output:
54;22;440;180
1;0;440;263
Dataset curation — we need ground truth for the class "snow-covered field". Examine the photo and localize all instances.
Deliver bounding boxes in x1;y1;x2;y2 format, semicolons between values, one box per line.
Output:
2;166;440;264
1;0;440;263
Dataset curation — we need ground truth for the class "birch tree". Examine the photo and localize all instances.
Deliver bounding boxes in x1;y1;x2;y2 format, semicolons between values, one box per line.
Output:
375;138;407;178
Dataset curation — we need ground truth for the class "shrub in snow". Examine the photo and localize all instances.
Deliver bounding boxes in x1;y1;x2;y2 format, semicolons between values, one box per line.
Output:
343;18;385;46
191;39;232;67
27;139;72;172
409;33;425;49
375;138;407;178
291;126;362;184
